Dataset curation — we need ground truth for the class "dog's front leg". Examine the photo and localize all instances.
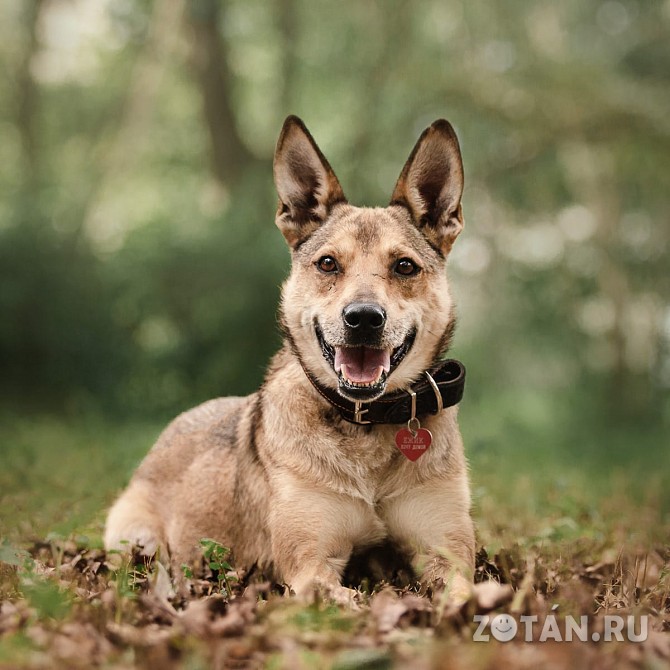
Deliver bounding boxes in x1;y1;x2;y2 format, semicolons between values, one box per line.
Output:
269;471;384;606
381;477;475;604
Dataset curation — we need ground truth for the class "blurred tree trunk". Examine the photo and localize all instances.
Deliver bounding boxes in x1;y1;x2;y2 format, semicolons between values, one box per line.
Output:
16;0;43;190
81;0;185;243
351;0;413;155
98;0;185;176
594;188;630;404
346;0;413;202
562;141;645;413
185;0;255;188
277;0;299;113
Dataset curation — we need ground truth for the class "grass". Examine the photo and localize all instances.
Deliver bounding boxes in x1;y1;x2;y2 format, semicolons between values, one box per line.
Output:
0;414;162;544
0;412;668;669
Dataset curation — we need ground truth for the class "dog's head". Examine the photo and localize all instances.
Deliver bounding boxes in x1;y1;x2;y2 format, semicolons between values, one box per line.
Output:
275;116;464;402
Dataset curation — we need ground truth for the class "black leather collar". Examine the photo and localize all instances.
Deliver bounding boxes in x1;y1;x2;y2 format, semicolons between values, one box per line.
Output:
303;359;466;425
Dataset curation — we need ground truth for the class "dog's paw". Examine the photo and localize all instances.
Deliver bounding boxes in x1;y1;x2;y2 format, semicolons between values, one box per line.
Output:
104;526;162;558
323;584;361;610
428;573;477;623
150;560;176;601
443;573;473;606
292;579;361;610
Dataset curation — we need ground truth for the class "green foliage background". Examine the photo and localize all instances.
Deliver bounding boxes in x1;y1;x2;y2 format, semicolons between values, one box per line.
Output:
0;0;669;536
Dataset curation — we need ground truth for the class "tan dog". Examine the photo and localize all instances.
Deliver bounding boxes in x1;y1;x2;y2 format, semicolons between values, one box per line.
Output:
104;116;475;604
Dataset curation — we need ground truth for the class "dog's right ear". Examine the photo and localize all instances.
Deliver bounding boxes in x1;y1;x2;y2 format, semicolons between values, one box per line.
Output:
273;116;346;249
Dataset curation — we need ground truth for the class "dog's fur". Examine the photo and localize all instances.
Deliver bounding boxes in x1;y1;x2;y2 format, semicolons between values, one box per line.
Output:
104;116;475;603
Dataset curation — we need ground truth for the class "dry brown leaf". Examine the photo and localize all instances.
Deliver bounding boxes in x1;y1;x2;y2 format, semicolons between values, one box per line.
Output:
371;589;413;634
106;621;173;647
645;630;670;660
209;598;256;637
370;588;432;634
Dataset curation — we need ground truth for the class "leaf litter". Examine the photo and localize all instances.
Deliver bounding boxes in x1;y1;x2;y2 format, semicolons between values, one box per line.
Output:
0;537;668;669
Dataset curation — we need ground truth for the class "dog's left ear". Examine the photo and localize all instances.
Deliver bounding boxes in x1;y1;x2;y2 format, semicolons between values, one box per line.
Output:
391;119;464;255
273;116;346;249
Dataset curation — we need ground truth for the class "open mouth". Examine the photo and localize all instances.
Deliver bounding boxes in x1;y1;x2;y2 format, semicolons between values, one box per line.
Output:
315;324;416;400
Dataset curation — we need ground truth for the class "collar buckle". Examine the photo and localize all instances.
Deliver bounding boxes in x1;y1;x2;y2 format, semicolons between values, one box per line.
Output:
353;401;371;424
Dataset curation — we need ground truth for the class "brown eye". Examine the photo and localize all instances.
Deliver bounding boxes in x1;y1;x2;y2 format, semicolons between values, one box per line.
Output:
394;258;420;276
317;256;339;273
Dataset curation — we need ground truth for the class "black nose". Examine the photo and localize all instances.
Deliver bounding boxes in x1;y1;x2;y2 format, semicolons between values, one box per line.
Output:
342;302;386;333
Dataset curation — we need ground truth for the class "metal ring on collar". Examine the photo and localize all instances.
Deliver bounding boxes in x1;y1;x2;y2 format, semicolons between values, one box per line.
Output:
424;370;443;413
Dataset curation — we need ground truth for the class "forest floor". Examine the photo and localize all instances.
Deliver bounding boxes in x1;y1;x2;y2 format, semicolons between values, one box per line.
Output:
0;416;668;669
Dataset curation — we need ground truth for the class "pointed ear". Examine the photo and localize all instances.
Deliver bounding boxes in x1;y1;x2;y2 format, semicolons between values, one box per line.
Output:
390;119;464;255
273;116;346;249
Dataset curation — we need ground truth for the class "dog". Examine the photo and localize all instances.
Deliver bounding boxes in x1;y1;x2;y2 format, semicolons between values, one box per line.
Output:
104;116;475;604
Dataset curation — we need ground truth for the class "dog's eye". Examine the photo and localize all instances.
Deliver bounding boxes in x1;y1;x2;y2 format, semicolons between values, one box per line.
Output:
317;256;339;273
394;258;420;276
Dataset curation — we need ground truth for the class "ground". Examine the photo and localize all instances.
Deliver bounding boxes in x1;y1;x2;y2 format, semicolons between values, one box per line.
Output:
0;416;668;669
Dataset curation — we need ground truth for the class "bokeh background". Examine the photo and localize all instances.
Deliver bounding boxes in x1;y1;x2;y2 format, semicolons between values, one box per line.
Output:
1;0;668;541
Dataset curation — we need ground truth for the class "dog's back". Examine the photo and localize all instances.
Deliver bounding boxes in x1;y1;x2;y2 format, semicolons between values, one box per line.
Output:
105;394;272;569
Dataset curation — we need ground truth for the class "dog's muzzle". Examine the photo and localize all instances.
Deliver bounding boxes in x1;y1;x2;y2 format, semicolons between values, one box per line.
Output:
315;319;416;402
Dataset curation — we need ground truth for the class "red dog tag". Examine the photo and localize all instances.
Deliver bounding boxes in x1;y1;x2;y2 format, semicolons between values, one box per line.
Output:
395;427;432;461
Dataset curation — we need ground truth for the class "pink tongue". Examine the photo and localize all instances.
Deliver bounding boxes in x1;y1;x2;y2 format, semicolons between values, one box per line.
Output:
334;347;391;384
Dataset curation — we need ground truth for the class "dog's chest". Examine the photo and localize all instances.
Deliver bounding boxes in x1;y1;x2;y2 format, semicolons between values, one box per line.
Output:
332;427;403;501
265;383;457;503
315;420;449;505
